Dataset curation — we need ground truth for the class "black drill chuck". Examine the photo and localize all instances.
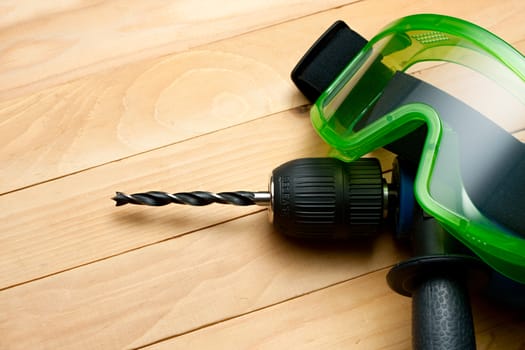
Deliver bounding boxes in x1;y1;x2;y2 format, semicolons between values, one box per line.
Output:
113;157;389;239
270;158;386;239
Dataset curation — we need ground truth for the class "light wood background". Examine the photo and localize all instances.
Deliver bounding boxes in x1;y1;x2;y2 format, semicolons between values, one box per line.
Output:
1;1;524;349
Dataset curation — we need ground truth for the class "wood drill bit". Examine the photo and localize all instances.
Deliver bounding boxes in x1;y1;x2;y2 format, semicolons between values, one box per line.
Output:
112;191;271;207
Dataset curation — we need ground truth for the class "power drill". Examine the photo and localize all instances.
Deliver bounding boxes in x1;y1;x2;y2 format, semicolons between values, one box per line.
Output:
114;13;525;350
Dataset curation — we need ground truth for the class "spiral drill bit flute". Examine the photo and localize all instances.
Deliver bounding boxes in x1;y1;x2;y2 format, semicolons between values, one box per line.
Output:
113;191;272;207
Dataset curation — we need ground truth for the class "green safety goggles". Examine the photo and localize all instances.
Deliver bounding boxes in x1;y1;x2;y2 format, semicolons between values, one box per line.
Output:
297;14;525;283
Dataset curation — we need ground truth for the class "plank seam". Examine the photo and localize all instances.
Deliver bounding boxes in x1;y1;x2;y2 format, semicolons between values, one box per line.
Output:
0;209;267;292
132;265;393;350
0;104;311;197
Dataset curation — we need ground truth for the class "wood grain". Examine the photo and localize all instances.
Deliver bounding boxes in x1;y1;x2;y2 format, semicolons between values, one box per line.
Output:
2;0;524;193
1;0;524;349
0;0;359;99
0;109;325;288
144;268;413;350
0;105;395;289
144;269;525;350
0;214;408;349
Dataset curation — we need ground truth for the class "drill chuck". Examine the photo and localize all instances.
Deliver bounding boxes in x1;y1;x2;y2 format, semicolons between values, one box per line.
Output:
269;158;386;239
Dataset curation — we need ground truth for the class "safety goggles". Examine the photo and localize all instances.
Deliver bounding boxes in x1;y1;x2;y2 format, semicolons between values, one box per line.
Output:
303;14;525;282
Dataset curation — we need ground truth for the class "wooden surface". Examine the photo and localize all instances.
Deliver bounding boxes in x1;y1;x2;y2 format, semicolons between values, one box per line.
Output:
1;1;524;349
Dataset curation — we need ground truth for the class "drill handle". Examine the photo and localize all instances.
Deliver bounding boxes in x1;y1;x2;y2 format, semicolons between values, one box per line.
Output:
412;274;476;350
388;207;480;349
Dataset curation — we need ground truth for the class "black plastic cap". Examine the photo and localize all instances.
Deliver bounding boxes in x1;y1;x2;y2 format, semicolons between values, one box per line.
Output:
291;21;368;103
271;157;384;239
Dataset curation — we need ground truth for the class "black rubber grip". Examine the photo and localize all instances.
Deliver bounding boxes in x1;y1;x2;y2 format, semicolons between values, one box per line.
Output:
412;276;476;350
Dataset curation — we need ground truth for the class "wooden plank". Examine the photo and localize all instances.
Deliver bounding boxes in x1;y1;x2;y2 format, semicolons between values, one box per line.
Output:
1;1;523;349
140;269;412;350
472;296;525;349
0;109;311;288
0;35;309;193
0;214;408;350
0;106;395;289
141;268;525;350
2;0;524;193
0;0;359;99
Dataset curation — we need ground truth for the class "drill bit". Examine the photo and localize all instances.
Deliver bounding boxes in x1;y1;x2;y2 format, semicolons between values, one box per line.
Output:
112;191;271;207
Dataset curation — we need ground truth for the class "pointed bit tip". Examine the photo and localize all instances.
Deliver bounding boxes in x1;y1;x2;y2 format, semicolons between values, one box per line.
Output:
112;192;129;207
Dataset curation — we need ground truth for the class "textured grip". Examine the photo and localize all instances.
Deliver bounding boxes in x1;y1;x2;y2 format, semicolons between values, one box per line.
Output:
271;157;384;239
412;276;476;350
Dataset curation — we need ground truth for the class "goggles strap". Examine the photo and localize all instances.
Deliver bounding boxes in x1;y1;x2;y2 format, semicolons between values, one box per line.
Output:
291;20;367;102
